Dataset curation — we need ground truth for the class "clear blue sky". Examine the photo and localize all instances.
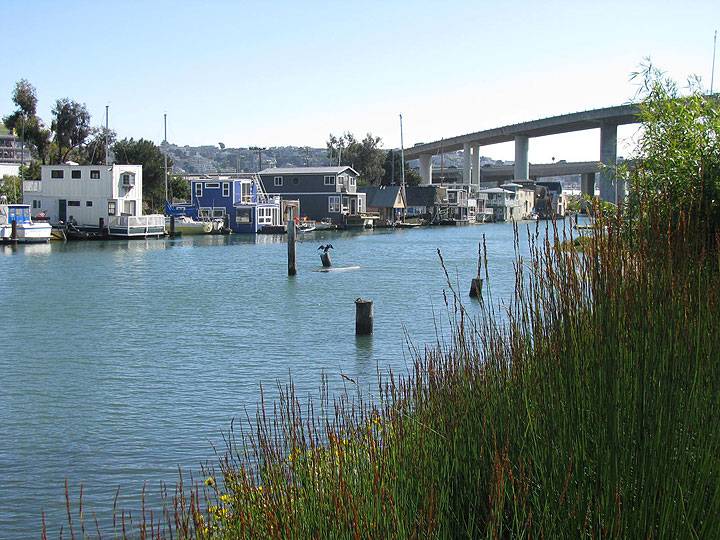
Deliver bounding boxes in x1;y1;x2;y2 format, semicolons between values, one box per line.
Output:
2;0;718;162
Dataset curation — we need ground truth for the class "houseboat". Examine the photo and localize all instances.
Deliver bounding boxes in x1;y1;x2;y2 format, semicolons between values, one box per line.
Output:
0;198;52;243
189;173;282;233
24;164;165;238
258;166;367;228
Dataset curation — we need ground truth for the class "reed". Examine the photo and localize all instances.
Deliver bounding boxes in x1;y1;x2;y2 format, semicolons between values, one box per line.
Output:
52;205;720;538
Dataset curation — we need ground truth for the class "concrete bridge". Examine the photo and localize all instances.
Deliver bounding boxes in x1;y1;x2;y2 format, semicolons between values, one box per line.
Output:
405;104;641;202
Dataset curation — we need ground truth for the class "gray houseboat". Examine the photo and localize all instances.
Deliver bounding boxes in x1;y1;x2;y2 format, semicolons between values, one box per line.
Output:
258;166;367;226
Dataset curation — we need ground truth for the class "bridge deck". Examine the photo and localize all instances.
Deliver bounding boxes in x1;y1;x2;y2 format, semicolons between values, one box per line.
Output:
404;104;640;159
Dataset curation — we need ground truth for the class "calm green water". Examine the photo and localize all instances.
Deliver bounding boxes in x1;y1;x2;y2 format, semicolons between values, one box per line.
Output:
0;222;569;536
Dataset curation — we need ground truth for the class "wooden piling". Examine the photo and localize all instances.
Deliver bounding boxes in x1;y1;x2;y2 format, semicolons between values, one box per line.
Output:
11;219;17;242
169;215;176;237
469;241;483;298
355;298;373;335
287;207;297;276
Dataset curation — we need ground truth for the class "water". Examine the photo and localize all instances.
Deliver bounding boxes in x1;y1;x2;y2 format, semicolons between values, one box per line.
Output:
0;222;569;536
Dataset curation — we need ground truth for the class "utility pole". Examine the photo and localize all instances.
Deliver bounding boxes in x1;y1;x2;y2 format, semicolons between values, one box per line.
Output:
163;113;168;203
399;113;406;221
250;146;266;172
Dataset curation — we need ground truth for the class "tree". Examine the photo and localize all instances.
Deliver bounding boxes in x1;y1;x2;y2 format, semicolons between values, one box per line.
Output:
626;62;720;238
113;138;172;210
2;79;52;164
326;132;385;185
169;174;190;201
51;98;91;163
382;150;422;186
0;175;22;203
83;127;117;165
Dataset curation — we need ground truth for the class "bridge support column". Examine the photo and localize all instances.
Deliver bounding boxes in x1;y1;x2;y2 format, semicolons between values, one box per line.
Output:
599;124;623;203
471;144;480;192
463;143;471;185
514;135;529;181
581;172;595;197
419;154;433;186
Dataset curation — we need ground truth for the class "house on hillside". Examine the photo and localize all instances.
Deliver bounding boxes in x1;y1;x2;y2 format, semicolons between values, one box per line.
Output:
359;185;405;223
258;166;366;226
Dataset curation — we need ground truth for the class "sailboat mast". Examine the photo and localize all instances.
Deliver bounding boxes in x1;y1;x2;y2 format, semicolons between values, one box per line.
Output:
712;29;717;94
105;105;109;166
399;113;406;220
164;113;168;202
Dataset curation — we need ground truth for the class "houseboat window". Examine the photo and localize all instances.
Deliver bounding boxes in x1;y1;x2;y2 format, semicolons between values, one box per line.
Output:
324;176;335;186
90;170;100;179
108;201;117;215
235;208;251;224
205;182;220;189
51;170;64;179
86;201;93;207
68;200;80;207
122;173;135;186
292;177;299;185
274;176;283;187
358;198;363;212
71;170;81;179
328;195;341;213
257;207;273;225
222;182;230;197
199;207;211;218
241;182;251;202
194;183;203;197
349;177;356;186
212;208;226;218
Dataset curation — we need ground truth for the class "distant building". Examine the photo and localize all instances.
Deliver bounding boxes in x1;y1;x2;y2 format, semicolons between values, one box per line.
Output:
258;166;366;226
0;125;31;165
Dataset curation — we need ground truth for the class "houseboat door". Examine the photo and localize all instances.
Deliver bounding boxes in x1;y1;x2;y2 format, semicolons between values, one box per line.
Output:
58;200;67;223
350;198;357;215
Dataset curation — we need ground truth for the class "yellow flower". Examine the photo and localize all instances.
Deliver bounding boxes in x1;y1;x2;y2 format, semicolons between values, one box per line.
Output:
204;476;216;487
219;493;231;503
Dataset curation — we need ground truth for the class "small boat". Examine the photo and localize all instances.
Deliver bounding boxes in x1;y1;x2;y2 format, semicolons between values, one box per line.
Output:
314;218;337;231
0;200;53;243
166;215;213;235
394;222;421;229
297;223;316;233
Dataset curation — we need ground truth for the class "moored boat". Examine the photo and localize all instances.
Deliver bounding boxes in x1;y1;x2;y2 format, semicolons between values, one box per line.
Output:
0;200;52;243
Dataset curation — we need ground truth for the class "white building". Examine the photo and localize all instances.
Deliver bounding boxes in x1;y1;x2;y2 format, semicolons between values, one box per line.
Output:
24;164;164;238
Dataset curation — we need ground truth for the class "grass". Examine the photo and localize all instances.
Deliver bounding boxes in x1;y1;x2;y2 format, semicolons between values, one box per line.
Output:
53;211;720;538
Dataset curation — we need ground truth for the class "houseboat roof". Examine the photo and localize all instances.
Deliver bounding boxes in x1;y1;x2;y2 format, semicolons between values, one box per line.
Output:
479;187;513;194
359;186;404;209
258;166;359;176
405;186;444;207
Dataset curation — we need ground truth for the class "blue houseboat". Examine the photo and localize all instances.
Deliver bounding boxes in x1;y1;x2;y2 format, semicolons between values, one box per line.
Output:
189;174;282;233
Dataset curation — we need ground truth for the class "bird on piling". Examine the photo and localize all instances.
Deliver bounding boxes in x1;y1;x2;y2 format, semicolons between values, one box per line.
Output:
318;244;334;254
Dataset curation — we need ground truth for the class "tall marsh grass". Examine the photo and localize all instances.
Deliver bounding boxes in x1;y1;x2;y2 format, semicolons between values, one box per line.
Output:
53;211;720;538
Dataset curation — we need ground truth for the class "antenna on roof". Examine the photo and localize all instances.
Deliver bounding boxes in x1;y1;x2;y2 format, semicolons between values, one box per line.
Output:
711;29;717;94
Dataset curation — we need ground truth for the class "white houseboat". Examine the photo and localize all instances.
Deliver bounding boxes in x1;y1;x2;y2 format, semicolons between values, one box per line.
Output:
0;198;52;243
24;164;165;238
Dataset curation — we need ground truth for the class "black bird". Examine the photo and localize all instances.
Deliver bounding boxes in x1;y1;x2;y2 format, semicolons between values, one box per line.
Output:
318;244;334;253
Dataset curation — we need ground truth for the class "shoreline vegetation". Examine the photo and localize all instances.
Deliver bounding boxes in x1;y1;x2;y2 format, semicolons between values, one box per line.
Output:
49;68;720;537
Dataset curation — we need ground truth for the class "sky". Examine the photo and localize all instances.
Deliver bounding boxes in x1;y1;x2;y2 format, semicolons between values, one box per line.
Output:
2;0;718;163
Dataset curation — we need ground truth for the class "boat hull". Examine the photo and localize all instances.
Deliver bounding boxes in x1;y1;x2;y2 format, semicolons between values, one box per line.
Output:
0;223;52;243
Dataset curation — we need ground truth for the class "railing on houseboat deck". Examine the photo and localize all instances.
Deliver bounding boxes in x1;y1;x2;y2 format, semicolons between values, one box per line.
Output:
109;215;166;228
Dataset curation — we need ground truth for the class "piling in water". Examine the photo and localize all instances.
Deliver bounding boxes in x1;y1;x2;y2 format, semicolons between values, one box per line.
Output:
11;219;17;242
169;215;176;238
355;298;373;335
321;252;332;267
287;208;297;276
469;240;483;299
